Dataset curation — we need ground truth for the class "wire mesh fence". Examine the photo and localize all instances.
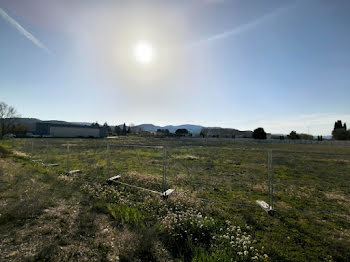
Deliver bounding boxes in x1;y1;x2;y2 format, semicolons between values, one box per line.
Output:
107;144;166;193
3;138;350;216
272;150;350;215
165;146;272;209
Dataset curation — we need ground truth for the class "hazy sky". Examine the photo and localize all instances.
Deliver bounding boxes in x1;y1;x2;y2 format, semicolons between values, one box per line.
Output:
1;0;350;135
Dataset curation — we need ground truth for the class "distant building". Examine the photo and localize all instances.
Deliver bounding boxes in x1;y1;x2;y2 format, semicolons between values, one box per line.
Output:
140;130;152;136
130;126;143;135
35;122;108;138
200;128;252;138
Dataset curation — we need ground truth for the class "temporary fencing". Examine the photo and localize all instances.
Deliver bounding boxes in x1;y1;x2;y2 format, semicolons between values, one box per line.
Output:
5;138;350;216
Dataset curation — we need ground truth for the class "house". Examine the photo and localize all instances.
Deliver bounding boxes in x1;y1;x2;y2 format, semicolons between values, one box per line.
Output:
35;122;108;138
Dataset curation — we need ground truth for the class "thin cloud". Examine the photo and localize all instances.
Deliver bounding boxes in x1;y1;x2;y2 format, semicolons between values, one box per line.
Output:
0;8;52;55
203;0;226;4
188;5;291;48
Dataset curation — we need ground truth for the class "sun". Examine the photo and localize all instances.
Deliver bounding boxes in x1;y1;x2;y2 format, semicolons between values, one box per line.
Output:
133;41;154;65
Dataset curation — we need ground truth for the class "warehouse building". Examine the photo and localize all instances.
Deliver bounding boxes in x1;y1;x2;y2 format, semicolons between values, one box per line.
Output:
200;128;252;138
35;123;108;138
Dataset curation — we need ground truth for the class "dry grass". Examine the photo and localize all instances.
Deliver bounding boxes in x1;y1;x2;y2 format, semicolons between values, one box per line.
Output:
12;150;28;158
0;156;126;261
2;138;350;261
252;183;268;192
174;154;202;160
324;192;349;202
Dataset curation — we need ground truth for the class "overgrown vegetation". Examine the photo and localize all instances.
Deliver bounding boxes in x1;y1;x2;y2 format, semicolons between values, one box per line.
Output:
0;138;349;261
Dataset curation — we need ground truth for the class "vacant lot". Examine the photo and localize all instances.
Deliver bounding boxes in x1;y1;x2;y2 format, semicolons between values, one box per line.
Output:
1;137;349;261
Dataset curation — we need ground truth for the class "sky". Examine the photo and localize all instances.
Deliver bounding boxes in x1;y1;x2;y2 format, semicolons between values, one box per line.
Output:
0;0;350;135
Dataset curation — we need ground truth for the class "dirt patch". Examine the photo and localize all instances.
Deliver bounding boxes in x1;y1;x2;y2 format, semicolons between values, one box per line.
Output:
94;214;121;261
0;200;79;261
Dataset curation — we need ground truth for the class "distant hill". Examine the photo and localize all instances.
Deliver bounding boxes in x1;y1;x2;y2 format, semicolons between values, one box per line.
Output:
136;124;159;131
137;124;204;135
71;122;93;126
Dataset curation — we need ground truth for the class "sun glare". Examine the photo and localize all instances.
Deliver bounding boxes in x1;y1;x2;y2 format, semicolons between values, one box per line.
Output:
133;41;154;65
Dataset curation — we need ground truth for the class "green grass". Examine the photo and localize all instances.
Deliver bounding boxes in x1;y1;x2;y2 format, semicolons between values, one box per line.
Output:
1;137;350;261
107;204;145;228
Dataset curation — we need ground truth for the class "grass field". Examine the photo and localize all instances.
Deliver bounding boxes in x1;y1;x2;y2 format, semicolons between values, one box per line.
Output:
1;137;349;261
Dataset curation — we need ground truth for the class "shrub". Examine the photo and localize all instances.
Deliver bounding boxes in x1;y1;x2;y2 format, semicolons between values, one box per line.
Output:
0;145;11;157
161;208;216;257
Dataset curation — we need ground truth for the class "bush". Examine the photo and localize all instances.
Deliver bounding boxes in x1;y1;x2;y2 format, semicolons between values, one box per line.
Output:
161;208;216;258
175;129;190;136
253;128;267;139
0;145;11;157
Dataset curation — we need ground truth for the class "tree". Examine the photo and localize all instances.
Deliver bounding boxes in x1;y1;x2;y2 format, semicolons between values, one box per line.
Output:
103;122;112;135
157;129;170;136
175;128;189;136
333;129;349;140
11;124;27;136
252;127;266;139
288;131;300;140
121;123;127;136
332;120;348;140
334;120;345;130
0;102;19;139
91;122;100;127
114;126;121;136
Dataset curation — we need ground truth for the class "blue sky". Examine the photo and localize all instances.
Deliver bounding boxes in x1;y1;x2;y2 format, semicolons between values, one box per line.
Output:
0;0;349;135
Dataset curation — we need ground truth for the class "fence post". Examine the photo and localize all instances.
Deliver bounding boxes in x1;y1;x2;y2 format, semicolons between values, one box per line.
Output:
46;141;49;165
31;140;34;161
107;143;110;177
78;143;81;160
67;142;70;173
268;150;274;210
162;146;167;192
24;140;26;156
